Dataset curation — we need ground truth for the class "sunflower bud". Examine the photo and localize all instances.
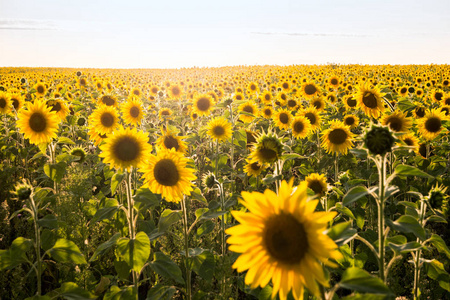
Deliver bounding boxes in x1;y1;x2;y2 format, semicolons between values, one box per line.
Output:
364;125;395;156
428;185;448;210
202;172;216;190
14;180;33;201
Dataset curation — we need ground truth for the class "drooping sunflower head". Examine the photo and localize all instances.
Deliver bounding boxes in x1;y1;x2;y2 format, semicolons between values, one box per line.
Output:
193;93;215;116
321;120;355;155
207;117;232;142
363;124;396;156
121;97;144;126
202;171;216;190
291;115;312;139
417;108;447;141
89;105;120;135
244;158;266;177
326;93;337;105
0;91;11;114
300;81;321;99
354;83;386;119
250;130;284;164
342;114;359;130
273;109;292;130
156;128;187;153
13;179;33;201
99;126;152;171
305;173;328;197
67;145;88;163
98;94;118;107
238;101;259;123
141;149;197;203
427;184;448;211
226;180;340;300
17;99;59;145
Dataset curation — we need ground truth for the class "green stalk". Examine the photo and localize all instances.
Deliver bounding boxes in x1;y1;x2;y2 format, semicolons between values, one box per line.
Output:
124;169;138;290
217;181;227;296
181;197;191;300
413;200;427;299
377;155;387;283
30;193;42;296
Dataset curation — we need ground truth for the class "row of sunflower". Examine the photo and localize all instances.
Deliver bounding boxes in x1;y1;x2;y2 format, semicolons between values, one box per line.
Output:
0;65;449;299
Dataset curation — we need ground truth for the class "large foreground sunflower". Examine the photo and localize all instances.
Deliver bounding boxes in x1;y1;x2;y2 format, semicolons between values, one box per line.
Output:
141;149;197;203
321;120;354;155
99;126;152;171
226;180;340;300
207;117;232;142
17;99;59;145
354;83;386;119
0;91;11;114
417;109;447;141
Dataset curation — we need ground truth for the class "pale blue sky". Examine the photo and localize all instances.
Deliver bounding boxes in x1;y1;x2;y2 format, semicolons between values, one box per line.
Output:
0;0;449;68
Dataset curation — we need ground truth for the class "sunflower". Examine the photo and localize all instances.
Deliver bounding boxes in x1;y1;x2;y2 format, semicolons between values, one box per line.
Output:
354;83;386;119
291;116;312;139
299;81;321;99
328;76;340;88
226;180;340;300
250;130;284;164
159;108;173;120
130;87;142;98
342;114;359;130
35;83;47;97
238;101;259;123
98;94;118;107
90;105;120;135
440;106;450;117
46;99;69;121
244;158;266;177
273;109;292;130
193;94;215;116
168;84;183;100
343;95;358;110
261;106;274;119
417;109;447;141
88;126;108;146
276;92;288;105
67;145;88;163
413;103;426;119
398;133;419;153
17;99;59;145
156;129;187;153
260;90;273;104
321;120;354;155
0;91;11;114
9;92;23;112
310;97;326;112
441;93;450;107
326;93;337;105
305;173;328;196
207;117;232;142
99;126;152;171
234;92;245;101
431;89;444;103
247;81;260;95
121;97;144;126
302;107;322;133
380;110;412;132
78;78;87;89
286;98;298;111
149;85;160;96
398;86;408;97
141;149;197;203
279;81;291;92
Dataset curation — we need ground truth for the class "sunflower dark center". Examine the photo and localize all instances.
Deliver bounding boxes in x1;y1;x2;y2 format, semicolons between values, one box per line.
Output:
282;83;289;89
425;117;441;133
400;88;407;94
304;84;317;95
37;85;45;94
101;96;115;106
331;78;338;85
161;110;170;116
151;87;158;93
264;94;271;101
133;90;140;96
441;107;449;116
404;138;414;146
259;148;277;161
163;135;179;150
12;99;19;110
415;107;425;117
287;100;297;107
308;180;324;195
250;162;261;171
313;100;322;110
435;92;443;101
213;125;225;137
250;84;256;90
345;117;355;126
263;213;308;264
197;97;211;111
101;113;115;127
444;98;450;105
281;94;287;101
264;109;272;117
243;105;254;114
113;136;140;162
236;95;243;100
347;97;357;107
130;106;140;118
50;102;62;112
171;87;181;96
0;97;6;108
153;159;179;186
328;128;347;145
29;113;47;132
362;92;378;108
279;113;289;124
304;112;316;125
386;117;402;132
293;121;304;133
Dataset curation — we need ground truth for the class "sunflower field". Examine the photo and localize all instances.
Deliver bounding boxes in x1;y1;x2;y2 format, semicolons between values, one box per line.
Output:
0;65;449;300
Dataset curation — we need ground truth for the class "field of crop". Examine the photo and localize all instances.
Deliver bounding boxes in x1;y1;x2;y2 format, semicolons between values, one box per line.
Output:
0;65;449;300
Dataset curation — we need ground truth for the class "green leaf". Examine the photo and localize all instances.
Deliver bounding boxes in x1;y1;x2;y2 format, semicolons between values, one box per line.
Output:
116;231;150;273
48;239;87;264
0;250;14;270
37;214;58;229
91;198;119;223
339;267;393;295
190;250;215;281
429;234;450;259
425;259;450;291
197;220;214;237
388;241;423;254
44;162;66;183
280;153;305;161
90;233;121;262
146;284;176;300
191;187;207;204
158;209;182;233
233;129;247;148
327;221;357;246
386;215;426;241
334;203;356;220
388;165;434;183
343;186;369;206
56;153;79;164
57;136;76;145
149;252;185;284
104;285;137;300
200;210;226;220
195;208;209;220
46;282;96;299
0;237;33;270
134;188;160;207
37;142;49;155
114;259;130;280
41;229;57;251
111;172;125;195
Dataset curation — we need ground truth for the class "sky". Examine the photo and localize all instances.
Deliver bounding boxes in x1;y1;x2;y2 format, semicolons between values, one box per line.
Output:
0;0;449;69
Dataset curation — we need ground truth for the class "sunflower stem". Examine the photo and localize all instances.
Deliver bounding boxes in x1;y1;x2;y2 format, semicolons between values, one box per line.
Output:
30;192;42;296
377;154;387;283
413;199;427;299
125;169;138;290
214;139;219;178
181;197;192;300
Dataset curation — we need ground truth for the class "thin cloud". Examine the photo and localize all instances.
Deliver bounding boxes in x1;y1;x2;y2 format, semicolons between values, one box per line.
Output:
0;19;57;30
251;31;374;38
